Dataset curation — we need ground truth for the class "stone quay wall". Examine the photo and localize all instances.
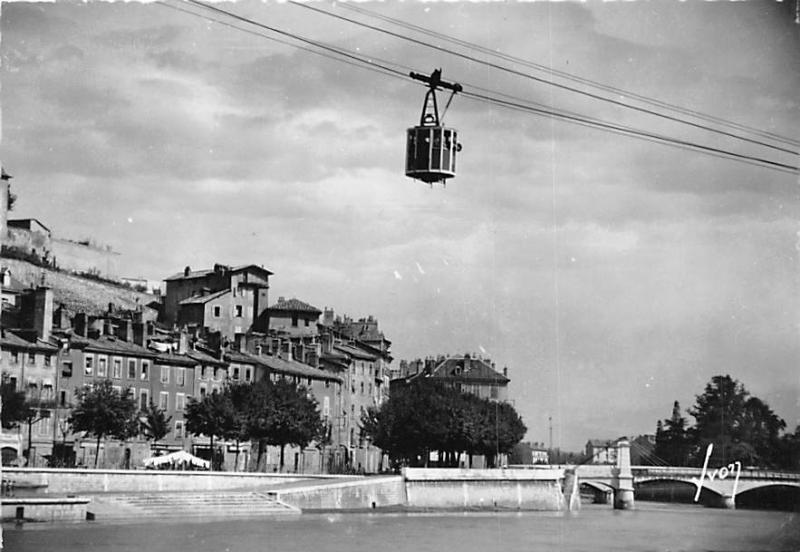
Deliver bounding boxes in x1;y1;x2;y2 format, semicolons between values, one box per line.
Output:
270;476;406;511
403;467;566;510
3;467;342;495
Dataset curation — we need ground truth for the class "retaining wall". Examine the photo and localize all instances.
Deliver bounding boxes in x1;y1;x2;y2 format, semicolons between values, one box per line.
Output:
403;468;565;510
270;476;406;510
3;468;342;495
2;497;90;522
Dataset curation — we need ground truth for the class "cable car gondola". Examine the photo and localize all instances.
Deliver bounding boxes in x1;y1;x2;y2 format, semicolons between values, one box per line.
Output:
405;69;462;186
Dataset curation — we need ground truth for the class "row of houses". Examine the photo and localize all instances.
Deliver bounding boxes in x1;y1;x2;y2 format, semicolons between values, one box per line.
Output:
1;262;393;473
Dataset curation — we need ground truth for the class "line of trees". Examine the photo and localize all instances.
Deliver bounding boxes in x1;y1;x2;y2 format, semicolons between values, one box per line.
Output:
654;374;799;469
2;377;325;470
361;380;526;469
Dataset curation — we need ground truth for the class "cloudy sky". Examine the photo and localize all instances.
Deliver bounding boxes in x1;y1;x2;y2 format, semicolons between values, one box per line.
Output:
2;1;799;450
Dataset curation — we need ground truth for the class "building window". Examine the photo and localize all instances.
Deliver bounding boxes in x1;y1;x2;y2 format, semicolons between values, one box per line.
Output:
141;360;150;381
128;359;137;379
28;352;36;365
112;358;122;379
232;366;240;381
175;420;184;439
213;305;221;318
97;356;107;378
44;354;52;367
360;382;364;394
325;380;330;389
11;351;18;364
291;314;298;327
307;377;312;387
244;367;252;383
176;367;185;387
490;386;499;399
59;390;67;407
175;393;185;412
199;383;207;398
159;391;169;410
235;305;243;318
139;389;149;411
84;355;94;375
323;396;330;418
160;366;170;384
62;361;73;378
37;418;51;436
304;319;310;327
112;385;122;395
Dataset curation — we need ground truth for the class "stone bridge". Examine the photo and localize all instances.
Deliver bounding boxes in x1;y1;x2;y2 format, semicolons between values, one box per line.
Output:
572;440;800;509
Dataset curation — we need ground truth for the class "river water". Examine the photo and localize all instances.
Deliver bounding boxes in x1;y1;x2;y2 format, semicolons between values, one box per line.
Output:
4;503;799;552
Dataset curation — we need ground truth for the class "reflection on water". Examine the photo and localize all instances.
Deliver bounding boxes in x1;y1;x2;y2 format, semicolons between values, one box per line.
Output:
4;503;800;552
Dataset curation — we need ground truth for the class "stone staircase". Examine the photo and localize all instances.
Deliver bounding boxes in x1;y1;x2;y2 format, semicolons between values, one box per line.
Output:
87;491;300;520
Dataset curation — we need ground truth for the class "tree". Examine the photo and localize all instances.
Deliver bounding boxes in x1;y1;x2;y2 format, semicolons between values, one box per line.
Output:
1;380;28;429
361;380;527;469
654;401;691;466
223;381;251;471
688;375;786;467
184;389;236;470
140;401;172;448
69;380;139;467
250;378;325;472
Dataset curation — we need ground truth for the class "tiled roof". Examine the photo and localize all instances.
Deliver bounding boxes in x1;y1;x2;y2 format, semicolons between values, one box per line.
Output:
72;335;157;358
334;343;377;361
258;354;342;383
154;351;197;367
225;350;262;365
186;349;226;366
428;356;510;383
0;330;58;352
178;289;229;305
165;264;273;281
268;297;321;314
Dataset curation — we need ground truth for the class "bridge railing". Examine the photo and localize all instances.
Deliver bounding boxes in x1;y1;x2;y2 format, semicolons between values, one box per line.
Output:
631;466;800;480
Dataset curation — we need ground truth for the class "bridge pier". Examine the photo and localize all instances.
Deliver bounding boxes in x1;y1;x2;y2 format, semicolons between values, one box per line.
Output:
593;488;612;505
613;439;634;510
717;494;736;509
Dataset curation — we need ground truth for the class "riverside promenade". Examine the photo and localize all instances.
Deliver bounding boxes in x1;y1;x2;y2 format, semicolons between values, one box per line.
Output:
2;466;567;522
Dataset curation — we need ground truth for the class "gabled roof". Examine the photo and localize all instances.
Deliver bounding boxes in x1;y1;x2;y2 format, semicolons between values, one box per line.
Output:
268;297;321;314
0;330;59;352
154;351;197;367
426;355;509;384
164;264;273;282
8;218;51;234
178;289;230;305
258;354;342;383
224;349;262;365
71;335;157;358
186;348;227;367
334;343;377;361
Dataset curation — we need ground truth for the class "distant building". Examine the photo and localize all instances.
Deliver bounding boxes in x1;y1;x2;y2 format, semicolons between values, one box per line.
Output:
394;354;510;402
163;263;272;337
585;439;620;464
630;434;657;465
5;217;121;280
510;441;550;465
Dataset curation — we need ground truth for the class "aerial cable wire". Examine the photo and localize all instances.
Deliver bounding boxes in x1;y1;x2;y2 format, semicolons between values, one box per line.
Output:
290;1;799;157
169;0;798;174
335;1;800;149
159;1;408;81
462;90;798;174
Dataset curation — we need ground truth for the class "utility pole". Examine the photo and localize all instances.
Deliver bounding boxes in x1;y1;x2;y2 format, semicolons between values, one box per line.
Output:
548;416;553;454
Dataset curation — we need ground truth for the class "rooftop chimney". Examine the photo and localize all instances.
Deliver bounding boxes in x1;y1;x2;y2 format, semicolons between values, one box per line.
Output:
74;312;89;338
184;266;191;277
33;287;53;342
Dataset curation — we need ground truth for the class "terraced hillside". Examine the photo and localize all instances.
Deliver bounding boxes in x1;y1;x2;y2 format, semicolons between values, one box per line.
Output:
1;258;158;317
